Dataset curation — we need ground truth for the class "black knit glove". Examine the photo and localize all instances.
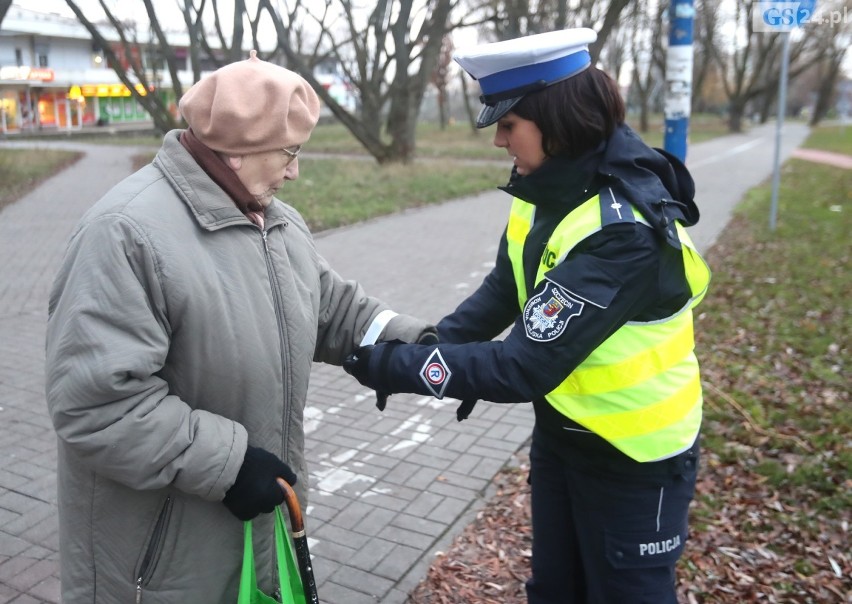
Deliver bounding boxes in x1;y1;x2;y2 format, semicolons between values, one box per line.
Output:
417;331;439;346
343;340;401;411
223;445;297;521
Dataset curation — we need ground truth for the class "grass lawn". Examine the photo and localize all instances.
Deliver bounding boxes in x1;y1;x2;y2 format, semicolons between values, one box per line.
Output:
0;149;83;213
800;122;852;154
126;137;511;232
677;124;850;601
103;111;734;157
284;113;734;157
282;158;509;231
117;115;732;232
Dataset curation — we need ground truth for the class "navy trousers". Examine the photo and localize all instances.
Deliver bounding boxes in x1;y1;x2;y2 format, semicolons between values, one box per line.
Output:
525;426;699;604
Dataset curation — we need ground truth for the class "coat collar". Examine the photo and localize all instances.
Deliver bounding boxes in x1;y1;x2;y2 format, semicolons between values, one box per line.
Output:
497;124;700;247
154;130;290;232
498;144;603;211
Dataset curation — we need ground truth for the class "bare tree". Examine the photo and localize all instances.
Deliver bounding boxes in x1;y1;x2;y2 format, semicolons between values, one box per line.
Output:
458;68;480;133
587;0;631;62
64;0;181;132
628;1;667;132
808;0;851;125
64;0;253;134
711;0;826;132
692;0;722;113
472;0;630;61
0;0;12;28
431;34;455;129
259;0;456;164
598;15;630;86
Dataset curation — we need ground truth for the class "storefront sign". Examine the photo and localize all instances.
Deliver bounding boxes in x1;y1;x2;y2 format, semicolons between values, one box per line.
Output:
77;82;150;97
0;66;55;82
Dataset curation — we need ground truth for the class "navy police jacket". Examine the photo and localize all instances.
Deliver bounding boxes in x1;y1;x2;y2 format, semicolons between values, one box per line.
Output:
369;124;701;423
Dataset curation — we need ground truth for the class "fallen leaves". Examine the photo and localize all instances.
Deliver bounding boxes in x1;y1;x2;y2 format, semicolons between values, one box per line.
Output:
407;458;532;604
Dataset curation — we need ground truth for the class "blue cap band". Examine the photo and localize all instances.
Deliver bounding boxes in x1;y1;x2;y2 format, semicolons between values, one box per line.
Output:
479;50;592;100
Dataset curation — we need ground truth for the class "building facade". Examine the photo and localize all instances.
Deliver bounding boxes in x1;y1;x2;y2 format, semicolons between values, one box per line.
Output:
0;5;192;134
0;4;360;136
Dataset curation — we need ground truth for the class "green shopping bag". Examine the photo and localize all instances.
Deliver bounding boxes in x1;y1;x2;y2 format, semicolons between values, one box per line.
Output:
238;506;307;604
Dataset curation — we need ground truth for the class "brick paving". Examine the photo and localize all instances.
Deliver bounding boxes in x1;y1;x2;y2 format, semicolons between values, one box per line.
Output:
0;121;810;603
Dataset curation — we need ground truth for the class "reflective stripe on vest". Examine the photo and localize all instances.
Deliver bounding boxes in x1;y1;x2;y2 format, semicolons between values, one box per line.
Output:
507;194;711;462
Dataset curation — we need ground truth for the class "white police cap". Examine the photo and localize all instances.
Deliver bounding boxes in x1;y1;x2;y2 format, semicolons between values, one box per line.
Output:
454;28;597;128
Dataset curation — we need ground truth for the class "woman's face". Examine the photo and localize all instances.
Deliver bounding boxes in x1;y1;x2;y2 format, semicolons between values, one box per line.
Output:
493;112;547;176
228;148;300;207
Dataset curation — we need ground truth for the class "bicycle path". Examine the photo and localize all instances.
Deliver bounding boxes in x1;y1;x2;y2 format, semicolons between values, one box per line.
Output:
0;121;810;603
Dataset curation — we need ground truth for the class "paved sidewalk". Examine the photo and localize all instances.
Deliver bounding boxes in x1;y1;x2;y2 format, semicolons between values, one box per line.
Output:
0;121;809;603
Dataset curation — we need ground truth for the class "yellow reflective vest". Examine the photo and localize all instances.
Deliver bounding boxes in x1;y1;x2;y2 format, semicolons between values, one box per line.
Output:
507;192;711;462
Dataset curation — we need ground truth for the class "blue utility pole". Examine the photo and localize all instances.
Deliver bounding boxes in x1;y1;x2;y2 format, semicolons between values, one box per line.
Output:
663;0;695;162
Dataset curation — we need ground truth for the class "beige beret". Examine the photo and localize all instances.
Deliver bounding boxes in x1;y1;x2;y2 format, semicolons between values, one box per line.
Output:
179;50;321;156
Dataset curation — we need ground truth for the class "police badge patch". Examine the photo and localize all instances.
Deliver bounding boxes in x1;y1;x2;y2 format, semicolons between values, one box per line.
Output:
419;348;452;399
523;281;584;342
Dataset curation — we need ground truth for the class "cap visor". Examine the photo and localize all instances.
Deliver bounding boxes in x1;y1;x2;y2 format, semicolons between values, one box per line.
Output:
476;97;523;128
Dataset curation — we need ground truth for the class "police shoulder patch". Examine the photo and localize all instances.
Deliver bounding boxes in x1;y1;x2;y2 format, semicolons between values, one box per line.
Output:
523;281;585;342
419;348;452;399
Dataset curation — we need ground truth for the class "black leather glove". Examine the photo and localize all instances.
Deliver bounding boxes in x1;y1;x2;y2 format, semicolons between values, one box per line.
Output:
343;345;392;411
223;445;297;521
456;398;478;421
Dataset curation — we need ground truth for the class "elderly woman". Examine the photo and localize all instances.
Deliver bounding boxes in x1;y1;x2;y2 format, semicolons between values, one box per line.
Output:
345;28;711;604
46;51;433;603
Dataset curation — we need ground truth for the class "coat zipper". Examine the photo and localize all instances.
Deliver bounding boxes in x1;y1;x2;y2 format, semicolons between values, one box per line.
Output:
260;228;291;464
261;227;290;597
135;496;172;604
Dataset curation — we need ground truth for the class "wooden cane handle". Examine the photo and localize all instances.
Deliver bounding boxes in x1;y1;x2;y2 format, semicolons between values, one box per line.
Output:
276;477;304;533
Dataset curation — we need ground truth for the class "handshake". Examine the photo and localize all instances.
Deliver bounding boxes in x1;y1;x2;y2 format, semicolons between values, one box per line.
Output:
343;332;477;421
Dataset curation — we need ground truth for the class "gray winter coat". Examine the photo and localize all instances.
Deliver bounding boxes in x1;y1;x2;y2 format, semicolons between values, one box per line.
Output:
45;130;429;603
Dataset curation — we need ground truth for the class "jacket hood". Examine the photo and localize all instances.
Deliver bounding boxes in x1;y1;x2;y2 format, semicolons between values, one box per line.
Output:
501;123;700;249
600;124;699;248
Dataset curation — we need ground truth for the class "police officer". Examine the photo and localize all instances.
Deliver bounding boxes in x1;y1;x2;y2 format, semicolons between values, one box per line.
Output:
345;28;710;604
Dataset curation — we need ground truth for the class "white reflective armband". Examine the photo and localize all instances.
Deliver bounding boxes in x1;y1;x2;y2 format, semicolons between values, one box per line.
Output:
359;310;398;346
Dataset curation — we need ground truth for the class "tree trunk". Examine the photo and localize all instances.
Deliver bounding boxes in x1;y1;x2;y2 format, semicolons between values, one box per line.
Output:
759;91;773;124
438;86;448;130
639;93;650;133
728;100;746;132
810;60;843;126
460;72;478;134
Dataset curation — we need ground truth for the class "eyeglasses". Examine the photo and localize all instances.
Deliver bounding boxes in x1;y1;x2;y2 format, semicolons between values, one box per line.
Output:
281;145;302;164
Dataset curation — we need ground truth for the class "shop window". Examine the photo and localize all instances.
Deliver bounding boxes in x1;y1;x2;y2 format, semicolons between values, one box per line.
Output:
1;96;19;131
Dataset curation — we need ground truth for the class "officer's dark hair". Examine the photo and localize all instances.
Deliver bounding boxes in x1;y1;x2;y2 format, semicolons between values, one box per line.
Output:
511;66;625;159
